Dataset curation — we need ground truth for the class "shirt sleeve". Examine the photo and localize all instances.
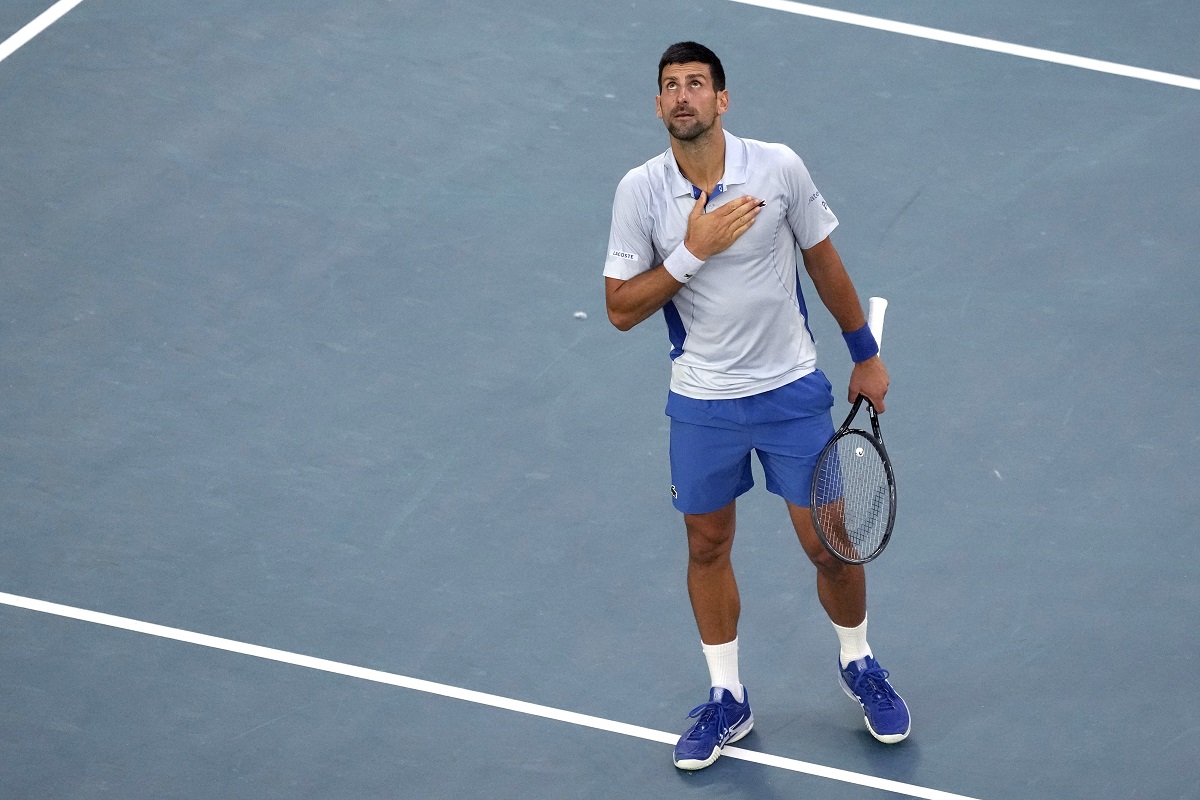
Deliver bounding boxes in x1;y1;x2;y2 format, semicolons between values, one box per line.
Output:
782;148;839;250
603;168;658;280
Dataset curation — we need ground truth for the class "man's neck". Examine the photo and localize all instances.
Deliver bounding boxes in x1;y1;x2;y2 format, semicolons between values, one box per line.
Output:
671;124;726;195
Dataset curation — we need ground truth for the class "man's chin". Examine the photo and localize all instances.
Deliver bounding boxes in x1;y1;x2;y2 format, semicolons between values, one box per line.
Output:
666;119;709;141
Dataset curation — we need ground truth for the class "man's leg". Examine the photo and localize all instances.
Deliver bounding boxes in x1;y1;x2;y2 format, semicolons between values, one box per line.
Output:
668;412;756;770
785;501;866;628
684;501;740;645
786;500;910;743
673;500;754;770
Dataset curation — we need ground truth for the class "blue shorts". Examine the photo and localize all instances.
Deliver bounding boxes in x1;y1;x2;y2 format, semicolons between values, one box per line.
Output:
666;371;836;514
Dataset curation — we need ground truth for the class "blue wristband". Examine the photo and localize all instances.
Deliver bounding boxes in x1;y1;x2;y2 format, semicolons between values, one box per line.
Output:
842;323;879;363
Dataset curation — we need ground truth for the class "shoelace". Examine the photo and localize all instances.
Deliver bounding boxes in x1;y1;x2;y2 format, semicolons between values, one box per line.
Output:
851;666;898;711
684;700;730;741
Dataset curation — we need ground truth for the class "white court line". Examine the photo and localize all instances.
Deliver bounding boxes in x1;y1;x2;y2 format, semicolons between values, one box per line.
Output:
729;0;1200;92
1;591;982;800
0;0;88;64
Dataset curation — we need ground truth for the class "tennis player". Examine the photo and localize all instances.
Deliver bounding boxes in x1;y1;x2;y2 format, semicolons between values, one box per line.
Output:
603;42;910;770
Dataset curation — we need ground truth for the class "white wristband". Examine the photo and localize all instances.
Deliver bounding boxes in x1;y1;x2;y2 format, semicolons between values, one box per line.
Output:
663;244;705;283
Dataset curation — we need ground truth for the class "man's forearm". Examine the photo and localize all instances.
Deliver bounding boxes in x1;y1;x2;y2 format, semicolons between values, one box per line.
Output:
605;268;683;331
804;237;889;407
802;238;867;333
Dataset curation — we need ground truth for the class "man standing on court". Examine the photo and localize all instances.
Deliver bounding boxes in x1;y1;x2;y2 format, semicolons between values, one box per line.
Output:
603;42;910;770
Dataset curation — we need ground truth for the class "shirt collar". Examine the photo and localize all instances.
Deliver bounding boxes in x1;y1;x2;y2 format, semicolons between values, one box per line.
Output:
664;130;748;199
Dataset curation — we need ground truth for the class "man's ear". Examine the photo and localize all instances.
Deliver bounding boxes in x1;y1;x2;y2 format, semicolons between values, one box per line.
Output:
655;95;664;120
717;89;729;115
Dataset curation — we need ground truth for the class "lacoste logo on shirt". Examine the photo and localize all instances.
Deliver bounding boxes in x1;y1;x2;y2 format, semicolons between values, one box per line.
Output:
611;250;639;261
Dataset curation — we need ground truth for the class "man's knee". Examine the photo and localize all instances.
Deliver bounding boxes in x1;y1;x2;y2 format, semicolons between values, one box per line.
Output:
803;542;847;575
684;505;735;566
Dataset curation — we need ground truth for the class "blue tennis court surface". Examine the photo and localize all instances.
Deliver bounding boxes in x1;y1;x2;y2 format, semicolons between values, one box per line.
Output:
2;2;1198;797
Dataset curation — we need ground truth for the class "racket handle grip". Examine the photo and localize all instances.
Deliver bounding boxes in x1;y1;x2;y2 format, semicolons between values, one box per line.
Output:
867;296;887;353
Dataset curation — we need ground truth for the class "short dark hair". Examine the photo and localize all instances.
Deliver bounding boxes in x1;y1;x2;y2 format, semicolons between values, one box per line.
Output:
657;41;725;92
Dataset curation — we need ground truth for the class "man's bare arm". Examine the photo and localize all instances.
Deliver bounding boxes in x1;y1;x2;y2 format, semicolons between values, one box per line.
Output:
801;236;890;411
605;270;683;331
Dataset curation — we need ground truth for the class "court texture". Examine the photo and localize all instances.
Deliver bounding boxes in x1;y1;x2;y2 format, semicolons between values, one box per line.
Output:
2;1;1198;798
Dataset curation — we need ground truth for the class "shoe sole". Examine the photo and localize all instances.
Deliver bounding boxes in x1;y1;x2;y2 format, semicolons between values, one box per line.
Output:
673;713;754;771
839;676;910;744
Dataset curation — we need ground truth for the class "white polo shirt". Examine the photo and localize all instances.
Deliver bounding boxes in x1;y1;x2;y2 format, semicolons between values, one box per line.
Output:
604;130;839;399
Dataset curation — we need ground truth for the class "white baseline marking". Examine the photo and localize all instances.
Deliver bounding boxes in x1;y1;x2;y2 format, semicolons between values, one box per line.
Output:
1;591;982;800
0;0;88;64
729;0;1200;92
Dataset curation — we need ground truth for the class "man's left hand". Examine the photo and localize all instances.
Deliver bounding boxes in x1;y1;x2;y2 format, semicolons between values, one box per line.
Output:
848;356;889;412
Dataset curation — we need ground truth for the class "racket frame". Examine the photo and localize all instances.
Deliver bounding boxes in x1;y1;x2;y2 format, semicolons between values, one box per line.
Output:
809;395;897;565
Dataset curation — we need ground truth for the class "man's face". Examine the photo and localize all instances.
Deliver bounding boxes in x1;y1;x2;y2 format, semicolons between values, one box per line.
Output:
656;62;728;142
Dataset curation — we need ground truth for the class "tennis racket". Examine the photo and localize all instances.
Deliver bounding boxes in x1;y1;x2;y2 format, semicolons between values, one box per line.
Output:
809;297;896;565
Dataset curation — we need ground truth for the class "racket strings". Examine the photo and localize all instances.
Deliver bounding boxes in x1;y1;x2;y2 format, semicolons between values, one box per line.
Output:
813;432;891;561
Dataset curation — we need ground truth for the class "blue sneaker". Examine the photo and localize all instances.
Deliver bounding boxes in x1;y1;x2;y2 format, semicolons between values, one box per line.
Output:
839;655;910;743
672;686;754;770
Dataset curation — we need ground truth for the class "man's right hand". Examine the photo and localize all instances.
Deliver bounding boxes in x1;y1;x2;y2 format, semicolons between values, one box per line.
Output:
683;192;763;260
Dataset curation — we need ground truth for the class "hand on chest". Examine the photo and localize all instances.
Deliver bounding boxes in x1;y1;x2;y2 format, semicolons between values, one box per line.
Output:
657;189;785;265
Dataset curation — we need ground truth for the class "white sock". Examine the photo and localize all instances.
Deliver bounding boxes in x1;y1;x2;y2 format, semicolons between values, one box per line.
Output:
701;638;744;702
832;615;872;668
